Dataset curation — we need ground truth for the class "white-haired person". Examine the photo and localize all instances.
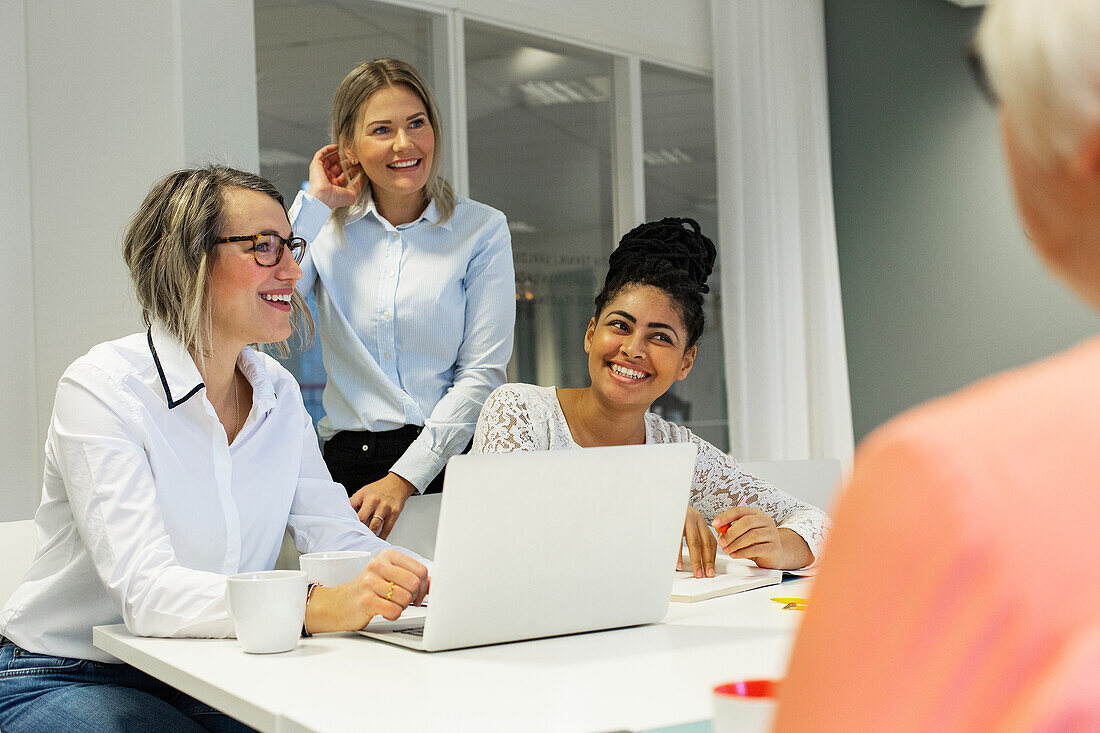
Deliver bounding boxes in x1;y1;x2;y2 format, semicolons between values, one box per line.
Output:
290;58;515;540
776;1;1100;729
0;166;429;733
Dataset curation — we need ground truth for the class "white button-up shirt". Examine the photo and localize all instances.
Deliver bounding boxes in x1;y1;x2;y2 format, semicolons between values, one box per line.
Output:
0;325;420;662
289;191;515;491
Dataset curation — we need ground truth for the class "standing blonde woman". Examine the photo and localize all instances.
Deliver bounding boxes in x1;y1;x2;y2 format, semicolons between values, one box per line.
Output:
0;166;429;733
290;58;515;539
776;0;1100;729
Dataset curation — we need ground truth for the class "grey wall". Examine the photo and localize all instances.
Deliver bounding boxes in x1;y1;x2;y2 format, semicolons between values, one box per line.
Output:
825;0;1099;442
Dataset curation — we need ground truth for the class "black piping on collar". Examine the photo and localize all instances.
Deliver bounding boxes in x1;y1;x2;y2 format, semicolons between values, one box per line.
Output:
147;329;204;409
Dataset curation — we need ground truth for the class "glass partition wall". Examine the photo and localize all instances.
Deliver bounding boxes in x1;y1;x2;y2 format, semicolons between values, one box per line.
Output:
255;1;728;450
465;22;614;389
641;63;728;448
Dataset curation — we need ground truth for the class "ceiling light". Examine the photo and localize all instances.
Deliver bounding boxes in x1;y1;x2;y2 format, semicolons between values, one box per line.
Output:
518;77;609;106
643;148;694;166
511;47;568;76
508;221;537;234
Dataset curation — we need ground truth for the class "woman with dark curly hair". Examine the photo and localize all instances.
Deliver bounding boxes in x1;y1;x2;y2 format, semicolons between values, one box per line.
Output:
472;218;829;573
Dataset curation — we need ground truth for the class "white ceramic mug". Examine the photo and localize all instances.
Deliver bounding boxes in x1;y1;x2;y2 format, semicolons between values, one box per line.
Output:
712;679;779;733
225;570;307;654
299;550;372;587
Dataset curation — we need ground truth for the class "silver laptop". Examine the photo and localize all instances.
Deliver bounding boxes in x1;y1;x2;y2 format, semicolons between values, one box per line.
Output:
358;443;697;651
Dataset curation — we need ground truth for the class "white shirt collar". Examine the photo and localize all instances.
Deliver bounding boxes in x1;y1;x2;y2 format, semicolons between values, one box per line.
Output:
238;345;280;415
147;323;204;409
147;322;278;413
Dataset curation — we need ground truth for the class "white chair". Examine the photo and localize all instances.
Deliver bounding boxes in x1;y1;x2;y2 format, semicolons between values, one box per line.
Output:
273;528;301;571
0;519;38;606
739;459;844;516
273;493;443;571
386;493;442;560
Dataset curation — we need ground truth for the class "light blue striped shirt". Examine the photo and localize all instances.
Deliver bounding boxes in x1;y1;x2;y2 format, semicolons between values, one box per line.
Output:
288;190;515;492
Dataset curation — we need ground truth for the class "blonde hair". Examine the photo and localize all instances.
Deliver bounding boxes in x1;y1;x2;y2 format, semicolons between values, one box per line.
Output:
123;165;314;362
977;0;1100;162
329;58;455;230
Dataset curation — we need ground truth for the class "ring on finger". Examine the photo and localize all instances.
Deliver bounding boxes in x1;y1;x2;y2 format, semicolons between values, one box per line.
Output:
385;581;395;601
369;514;384;526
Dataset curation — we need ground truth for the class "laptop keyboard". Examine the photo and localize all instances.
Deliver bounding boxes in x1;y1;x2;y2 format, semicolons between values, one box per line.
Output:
395;624;425;637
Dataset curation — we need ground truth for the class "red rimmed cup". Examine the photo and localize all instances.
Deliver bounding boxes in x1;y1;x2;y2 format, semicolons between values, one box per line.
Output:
712;679;779;733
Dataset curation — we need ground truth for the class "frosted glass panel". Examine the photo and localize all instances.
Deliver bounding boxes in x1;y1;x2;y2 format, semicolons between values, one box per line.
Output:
465;22;615;388
642;63;728;450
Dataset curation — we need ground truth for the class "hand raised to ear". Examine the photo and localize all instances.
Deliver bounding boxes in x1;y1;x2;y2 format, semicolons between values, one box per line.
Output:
307;144;362;210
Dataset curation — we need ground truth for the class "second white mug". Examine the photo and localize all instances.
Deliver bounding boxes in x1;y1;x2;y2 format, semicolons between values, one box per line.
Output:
299;550;372;587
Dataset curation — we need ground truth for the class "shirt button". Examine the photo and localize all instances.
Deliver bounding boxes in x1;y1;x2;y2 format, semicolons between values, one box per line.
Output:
384;352;393;360
388;270;396;278
361;445;369;452
383;309;391;319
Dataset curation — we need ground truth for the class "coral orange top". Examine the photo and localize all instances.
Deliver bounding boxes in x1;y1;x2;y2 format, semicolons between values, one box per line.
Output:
775;338;1100;732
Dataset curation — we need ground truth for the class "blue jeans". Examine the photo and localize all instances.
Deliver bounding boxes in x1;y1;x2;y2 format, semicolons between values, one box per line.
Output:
0;638;254;732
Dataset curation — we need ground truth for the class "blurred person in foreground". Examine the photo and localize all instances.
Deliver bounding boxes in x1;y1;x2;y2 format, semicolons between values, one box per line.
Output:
775;1;1100;730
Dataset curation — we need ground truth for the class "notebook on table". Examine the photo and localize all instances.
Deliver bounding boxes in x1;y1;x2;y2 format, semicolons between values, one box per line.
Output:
358;443;697;652
670;553;781;603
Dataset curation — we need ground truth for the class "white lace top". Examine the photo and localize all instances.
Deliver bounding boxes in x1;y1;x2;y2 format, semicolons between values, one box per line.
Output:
472;383;829;565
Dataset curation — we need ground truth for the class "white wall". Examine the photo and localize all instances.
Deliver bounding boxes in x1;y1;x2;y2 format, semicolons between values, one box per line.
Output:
420;0;712;73
3;0;258;521
1;0;40;521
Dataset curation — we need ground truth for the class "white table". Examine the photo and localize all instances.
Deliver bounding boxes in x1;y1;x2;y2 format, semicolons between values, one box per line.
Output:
93;578;811;733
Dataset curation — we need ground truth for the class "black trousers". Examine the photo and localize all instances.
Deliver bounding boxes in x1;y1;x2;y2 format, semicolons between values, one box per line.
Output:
322;426;469;497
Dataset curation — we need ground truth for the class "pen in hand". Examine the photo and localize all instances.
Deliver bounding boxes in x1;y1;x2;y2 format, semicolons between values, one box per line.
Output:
714;497;747;549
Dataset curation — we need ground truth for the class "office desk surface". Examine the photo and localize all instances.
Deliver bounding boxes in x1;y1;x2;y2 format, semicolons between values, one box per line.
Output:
94;578;811;733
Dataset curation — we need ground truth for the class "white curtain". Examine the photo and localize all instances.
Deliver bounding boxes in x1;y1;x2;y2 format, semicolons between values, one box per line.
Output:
711;0;854;464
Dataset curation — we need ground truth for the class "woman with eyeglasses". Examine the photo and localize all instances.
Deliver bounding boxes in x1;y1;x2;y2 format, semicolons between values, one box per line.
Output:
0;166;429;733
290;58;515;540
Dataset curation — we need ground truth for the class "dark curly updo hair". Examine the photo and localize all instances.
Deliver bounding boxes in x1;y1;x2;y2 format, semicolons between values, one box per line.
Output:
593;217;717;348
